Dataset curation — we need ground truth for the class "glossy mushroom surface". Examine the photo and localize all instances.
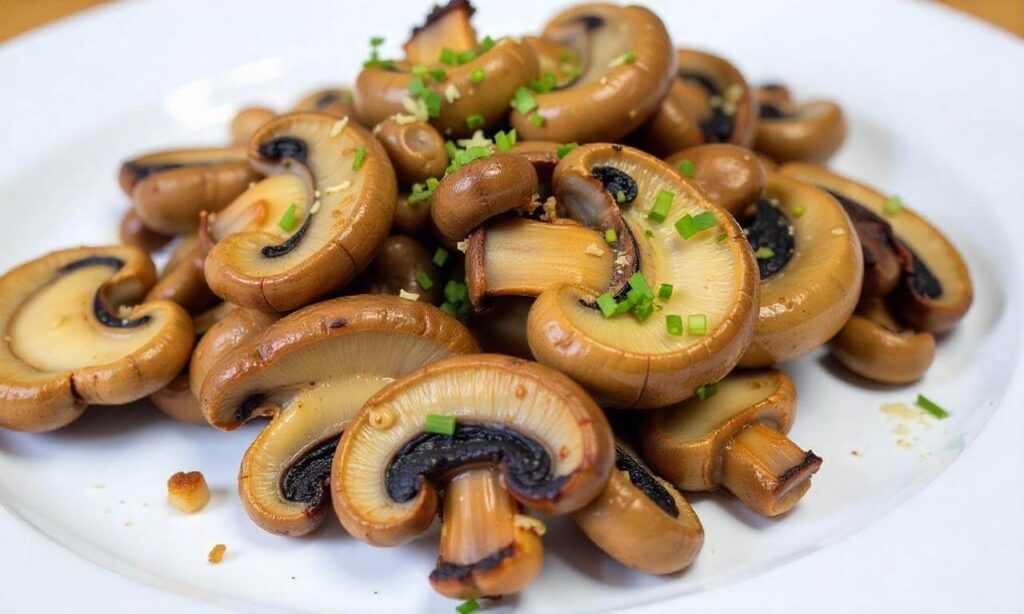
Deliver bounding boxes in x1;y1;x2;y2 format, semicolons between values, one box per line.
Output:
373;116;448;185
361;235;442;304
754;84;847;163
665;144;765;215
0;246;193;432
291;88;357;119
830;298;936;384
230;106;277;147
118;209;172;253
205;112;397;312
640;369;821;516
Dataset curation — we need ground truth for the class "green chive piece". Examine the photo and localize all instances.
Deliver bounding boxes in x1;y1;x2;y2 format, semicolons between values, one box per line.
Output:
696;383;719;400
648;190;674;223
530;115;545;127
628;272;653;297
529;72;558;93
677;159;696;177
470;68;486;83
424;414;456;435
613;296;635;316
439;47;459;66
444;280;469;303
658;283;673;300
675;211;717;239
445;140;459;158
466;113;485;129
432;247;449;267
616;191;626;204
556;142;578;159
633;301;654;322
416;270;434;290
370;36;385;46
411;65;428;76
439;302;457;316
644;229;654;237
605;229;617;244
481;36;495;51
754;246;775;260
408;76;426;97
666;314;683;336
716;232;728;243
793;205;807;218
687;314;708;336
883;196;903;215
457;49;477;64
510;86;538;114
351;146;367;171
916;394;950;419
278;203;298;232
422;91;442;118
596;293;618;317
456;599;480;614
428;68;448;82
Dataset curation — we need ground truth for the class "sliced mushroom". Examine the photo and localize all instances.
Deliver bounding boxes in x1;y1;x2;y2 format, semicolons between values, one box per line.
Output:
361;235;442;304
830;298;936;384
230;106;277;147
119;147;261;236
636;48;756;156
512;4;674;143
0;246;193;432
146;236;218;314
754;84;847;163
118;209;172;253
201;295;478;536
664;144;765;215
332;354;613;596
205;112;397;312
521;36;582;90
640;369;821;517
403;0;478;65
781;163;972;332
373;116;448;185
524;144;758;408
291;87;357;120
737;174;863;367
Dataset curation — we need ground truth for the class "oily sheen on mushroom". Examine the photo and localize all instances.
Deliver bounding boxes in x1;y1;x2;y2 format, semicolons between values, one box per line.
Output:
754;84;847;163
664;144;765;215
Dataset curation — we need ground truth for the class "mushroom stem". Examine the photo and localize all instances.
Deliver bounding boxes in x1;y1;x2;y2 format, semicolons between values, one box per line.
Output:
467;218;612;308
431;467;544;599
720;422;821;517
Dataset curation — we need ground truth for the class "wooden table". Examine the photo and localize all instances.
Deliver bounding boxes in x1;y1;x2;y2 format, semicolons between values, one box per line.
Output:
1;0;1022;43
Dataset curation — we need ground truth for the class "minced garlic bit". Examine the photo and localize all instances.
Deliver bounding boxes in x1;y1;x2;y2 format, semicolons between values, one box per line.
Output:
329;116;349;138
208;544;227;564
831;227;846;236
584;243;605;257
117;305;134;318
323;180;352;195
513;514;547;537
392;113;418;125
398;289;420;301
310;200;322;215
167;471;210;514
456;240;469;253
456;130;493;150
401;97;429;122
614;254;628;266
444;83;461;104
314;189;321;198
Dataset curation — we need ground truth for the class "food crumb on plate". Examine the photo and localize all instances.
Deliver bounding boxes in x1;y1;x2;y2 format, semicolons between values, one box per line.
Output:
208;544;227;564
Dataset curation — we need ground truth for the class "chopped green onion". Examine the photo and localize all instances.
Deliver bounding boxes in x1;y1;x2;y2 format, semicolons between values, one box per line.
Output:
424;414;456;435
428;68;448;82
556;142;578;159
633;301;654;321
560;51;574;63
627;272;655;322
596;293;618;317
562;63;583;78
411;65;428;76
470;68;486;83
510;86;538;114
416;270;434;290
351;146;367;171
616;191;626;204
408;76;426;97
370;36;385;46
456;599;480;614
433;247;449;267
439;48;459;66
644;229;654;237
793;204;807;218
466;113;485;129
408;180;436;204
494;129;515;152
529;72;558;93
278;203;298;232
363;37;396;69
444;280;469;304
422;91;442;118
716;232;728;243
666;314;683;336
605;229;617;244
696;383;719;400
687;314;708;336
916;394;950;419
608;50;636;67
883;196;903;215
481;36;495;51
648;190;674;223
628;272;653;298
658;283;673;300
677;159;696;177
754;246;775;260
445;140;459;159
530;115;545;127
675;211;717;239
612;296;635;316
457;49;477;64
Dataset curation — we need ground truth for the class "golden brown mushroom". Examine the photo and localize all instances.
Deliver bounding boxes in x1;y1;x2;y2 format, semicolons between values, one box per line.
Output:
230;106;277;147
468;296;534;359
146;236;218;314
573;441;703;575
393;191;433;237
511;4;675;143
830;298;936;384
373;116;449;185
403;0;478;65
0;246;193;432
664;144;766;215
640;369;821;517
754;84;847;163
205;112;397;312
360;235;442;304
119;147;261;236
118;209;173;253
200;295;478;536
332;353;614;598
291;87;357;120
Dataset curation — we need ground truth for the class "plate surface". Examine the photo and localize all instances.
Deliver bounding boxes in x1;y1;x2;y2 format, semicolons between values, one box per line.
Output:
1;1;1023;612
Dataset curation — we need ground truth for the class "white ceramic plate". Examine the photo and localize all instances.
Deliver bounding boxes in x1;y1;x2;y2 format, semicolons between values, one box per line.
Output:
1;1;1023;612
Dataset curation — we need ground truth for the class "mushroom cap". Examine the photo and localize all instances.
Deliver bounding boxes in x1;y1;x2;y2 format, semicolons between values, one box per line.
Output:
361;235;442;304
665;144;766;215
830;298;936;384
146;236;217;314
510;140;562;193
118;209;172;253
430;153;539;244
291;88;357;120
511;4;675;143
0;246;193;432
121;147;261;236
331;353;614;546
393;191;433;237
738;174;863;367
373;116;448;186
205;112;397;312
781;163;972;332
528;144;758;408
230;106;277;147
200;295;478;536
639;369;796;491
188;306;280;401
754;87;847;163
403;0;478;66
573;441;703;575
469;296;535;359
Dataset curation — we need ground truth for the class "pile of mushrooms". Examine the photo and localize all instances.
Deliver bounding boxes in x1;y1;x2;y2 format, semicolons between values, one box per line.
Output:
0;0;976;606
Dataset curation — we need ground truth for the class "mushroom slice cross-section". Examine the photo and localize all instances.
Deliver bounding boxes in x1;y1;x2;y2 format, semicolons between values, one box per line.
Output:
737;174;863;367
754;84;847;163
640;369;822;517
205;112;397;312
119;147;260;236
830;298;936;384
573;441;704;575
200;295;478;536
781;163;972;332
0;246;193;432
524;143;758;408
512;4;675;143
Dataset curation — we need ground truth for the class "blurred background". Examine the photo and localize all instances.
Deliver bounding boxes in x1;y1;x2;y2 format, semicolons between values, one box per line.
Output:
1;0;1022;42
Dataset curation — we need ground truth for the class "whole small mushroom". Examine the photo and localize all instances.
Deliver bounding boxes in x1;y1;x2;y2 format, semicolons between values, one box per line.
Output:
118;209;173;253
754;84;847;163
373;116;449;186
830;298;936;384
665;144;766;215
362;235;442;304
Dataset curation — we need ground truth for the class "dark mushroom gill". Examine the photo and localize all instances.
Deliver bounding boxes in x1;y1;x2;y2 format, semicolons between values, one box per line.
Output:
742;199;795;280
281;437;339;506
59;256;151;328
256;136;313;259
615;446;678;518
679;71;734;143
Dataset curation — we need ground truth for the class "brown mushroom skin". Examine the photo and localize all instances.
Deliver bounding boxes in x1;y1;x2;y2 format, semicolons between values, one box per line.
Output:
469;296;534;359
291;88;357;120
665;145;766;216
373;117;448;186
754;85;847;163
118;209;173;253
361;235;442;304
150;374;204;425
393;192;433;237
403;0;478;66
830;298;936;384
146;238;218;314
631;80;705;156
